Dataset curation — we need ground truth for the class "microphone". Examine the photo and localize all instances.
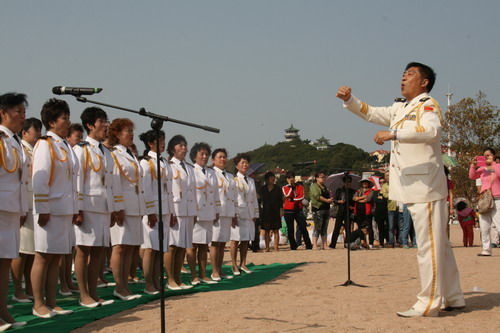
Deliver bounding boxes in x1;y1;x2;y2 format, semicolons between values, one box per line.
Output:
292;160;316;167
52;86;103;96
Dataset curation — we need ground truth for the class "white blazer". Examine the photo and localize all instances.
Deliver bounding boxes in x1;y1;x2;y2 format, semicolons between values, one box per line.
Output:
110;144;146;216
140;150;174;216
344;93;447;204
0;125;28;214
32;131;78;215
234;172;259;220
169;157;196;217
213;166;236;218
193;163;220;221
74;136;121;213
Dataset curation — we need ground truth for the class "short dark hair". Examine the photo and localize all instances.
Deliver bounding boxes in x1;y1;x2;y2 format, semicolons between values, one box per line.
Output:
167;134;187;157
342;175;352;183
139;129;165;157
406;62;436;92
233;152;251;166
264;171;275;181
0;93;28;111
68;123;84;136
0;93;28;124
40;98;70;130
20;117;42;135
189;142;212;163
80;107;108;134
314;171;326;178
456;201;467;212
212;148;228;159
286;171;296;178
484;147;496;156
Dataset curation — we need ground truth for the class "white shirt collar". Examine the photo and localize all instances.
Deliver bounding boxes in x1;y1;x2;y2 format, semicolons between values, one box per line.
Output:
0;125;15;138
86;136;101;147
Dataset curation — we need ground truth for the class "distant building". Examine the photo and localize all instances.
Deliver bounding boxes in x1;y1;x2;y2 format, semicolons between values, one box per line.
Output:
370;149;389;163
312;136;330;150
284;124;300;142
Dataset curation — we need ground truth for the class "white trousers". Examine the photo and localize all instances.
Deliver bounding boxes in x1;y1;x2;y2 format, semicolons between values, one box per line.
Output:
479;199;500;254
407;199;464;316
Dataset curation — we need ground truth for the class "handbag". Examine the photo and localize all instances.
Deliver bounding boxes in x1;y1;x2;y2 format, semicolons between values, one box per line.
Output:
330;203;339;217
477;189;494;214
478;172;495;214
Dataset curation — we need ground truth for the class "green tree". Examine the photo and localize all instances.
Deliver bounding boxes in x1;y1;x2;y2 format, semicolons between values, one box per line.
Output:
442;91;500;203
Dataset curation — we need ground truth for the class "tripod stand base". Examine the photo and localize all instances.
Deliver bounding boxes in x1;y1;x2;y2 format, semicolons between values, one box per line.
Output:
336;279;368;288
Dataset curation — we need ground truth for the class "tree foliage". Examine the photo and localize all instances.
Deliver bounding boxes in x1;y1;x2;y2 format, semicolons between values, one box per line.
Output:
442;91;500;203
226;139;374;177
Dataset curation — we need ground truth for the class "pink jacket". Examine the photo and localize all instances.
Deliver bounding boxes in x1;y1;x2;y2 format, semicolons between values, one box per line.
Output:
469;162;500;197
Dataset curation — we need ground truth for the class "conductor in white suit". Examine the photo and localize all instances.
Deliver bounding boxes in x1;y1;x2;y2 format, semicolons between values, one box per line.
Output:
336;62;464;317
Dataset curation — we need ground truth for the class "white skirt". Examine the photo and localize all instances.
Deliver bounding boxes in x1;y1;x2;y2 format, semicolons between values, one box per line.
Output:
212;216;232;243
75;211;111;247
0;211;21;259
230;218;254;242
169;216;194;248
19;210;35;255
192;220;213;244
110;215;143;246
34;214;73;254
141;214;170;252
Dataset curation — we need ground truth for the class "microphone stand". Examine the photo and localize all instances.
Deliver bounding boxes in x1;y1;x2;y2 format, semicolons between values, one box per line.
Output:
74;95;220;333
330;169;369;288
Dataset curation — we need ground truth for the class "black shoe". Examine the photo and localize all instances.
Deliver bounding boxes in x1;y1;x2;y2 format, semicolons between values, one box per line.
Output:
442;306;465;312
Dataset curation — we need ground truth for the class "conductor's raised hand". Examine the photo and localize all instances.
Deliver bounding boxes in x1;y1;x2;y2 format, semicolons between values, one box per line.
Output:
336;86;352;101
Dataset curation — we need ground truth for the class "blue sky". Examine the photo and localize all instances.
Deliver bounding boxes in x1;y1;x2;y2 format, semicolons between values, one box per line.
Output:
1;0;499;159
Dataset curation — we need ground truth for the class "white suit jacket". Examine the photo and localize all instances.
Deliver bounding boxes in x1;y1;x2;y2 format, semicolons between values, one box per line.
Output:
213;166;236;218
74;136;121;214
32;131;79;215
234;172;259;220
344;92;447;203
193;163;220;221
110;144;145;216
140;150;174;216
0;125;28;214
169;157;196;217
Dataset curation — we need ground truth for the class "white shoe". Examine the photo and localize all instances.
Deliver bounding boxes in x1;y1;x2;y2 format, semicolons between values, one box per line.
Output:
180;284;193;290
52;308;74;315
210;274;221;281
99;299;114;306
113;290;134;301
32;308;56;319
12;295;32;303
397;308;437;318
0;323;11;332
58;290;73;297
79;300;100;308
11;321;27;328
167;285;182;291
200;279;218;285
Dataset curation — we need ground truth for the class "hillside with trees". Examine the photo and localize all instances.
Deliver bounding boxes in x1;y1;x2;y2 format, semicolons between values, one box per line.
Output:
227;139;375;176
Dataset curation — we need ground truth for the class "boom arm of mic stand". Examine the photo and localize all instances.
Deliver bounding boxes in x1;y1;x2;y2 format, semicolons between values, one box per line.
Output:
76;96;220;133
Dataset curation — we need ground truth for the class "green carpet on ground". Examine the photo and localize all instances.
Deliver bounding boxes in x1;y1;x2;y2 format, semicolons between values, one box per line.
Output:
8;262;302;332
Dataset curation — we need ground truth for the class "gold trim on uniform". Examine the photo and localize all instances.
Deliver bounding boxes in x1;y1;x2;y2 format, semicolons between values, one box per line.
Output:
360;102;369;115
423;202;437;316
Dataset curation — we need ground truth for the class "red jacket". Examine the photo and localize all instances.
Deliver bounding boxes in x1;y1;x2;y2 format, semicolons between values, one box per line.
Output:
282;184;304;211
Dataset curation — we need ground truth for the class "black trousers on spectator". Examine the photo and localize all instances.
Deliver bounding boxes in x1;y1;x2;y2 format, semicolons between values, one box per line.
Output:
284;211;312;250
374;208;388;247
329;212;348;249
